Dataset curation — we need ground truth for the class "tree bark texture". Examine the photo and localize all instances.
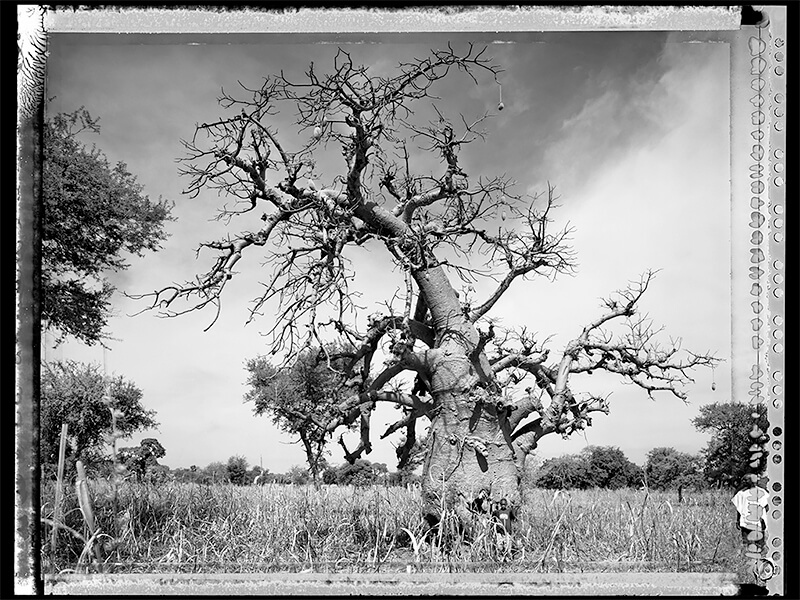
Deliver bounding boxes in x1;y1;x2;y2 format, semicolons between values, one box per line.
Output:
413;266;520;525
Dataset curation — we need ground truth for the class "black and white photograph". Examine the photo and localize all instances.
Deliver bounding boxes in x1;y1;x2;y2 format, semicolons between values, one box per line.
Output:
15;5;788;596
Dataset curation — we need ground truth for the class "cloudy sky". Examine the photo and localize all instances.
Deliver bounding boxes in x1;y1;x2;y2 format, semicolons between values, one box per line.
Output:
44;30;732;474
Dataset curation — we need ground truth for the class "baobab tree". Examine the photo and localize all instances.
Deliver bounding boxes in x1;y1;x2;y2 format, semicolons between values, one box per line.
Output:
134;44;718;528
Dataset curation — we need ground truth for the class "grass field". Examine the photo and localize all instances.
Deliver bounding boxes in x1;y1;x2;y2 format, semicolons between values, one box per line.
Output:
41;479;750;579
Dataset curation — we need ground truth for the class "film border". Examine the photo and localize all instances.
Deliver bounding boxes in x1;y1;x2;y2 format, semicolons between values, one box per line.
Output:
757;6;786;596
15;4;787;596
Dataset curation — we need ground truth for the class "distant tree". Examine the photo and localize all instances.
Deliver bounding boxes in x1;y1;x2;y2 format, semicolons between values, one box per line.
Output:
118;438;167;481
248;465;268;484
143;463;172;485
372;462;389;485
534;446;640;490
329;459;388;487
272;472;291;485
226;455;250;485
245;345;354;482
693;402;769;488
322;467;337;485
644;447;703;490
172;466;203;484
335;460;371;486
288;465;310;485
40;360;158;475
534;455;592;490
203;461;228;484
387;470;421;487
583;446;642;489
42;108;173;345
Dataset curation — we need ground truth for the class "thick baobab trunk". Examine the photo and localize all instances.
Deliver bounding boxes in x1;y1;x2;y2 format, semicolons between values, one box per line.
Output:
421;379;521;530
413;266;521;531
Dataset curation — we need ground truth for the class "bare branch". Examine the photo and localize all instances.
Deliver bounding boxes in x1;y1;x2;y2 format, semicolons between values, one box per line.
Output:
536;271;720;433
468;185;577;322
131;46;720;477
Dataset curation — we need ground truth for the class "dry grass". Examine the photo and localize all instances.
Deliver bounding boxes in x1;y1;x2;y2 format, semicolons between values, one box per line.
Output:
41;479;749;577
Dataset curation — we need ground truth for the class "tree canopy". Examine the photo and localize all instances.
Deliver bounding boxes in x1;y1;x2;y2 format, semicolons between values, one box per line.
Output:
40;360;158;475
693;402;768;488
226;455;250;485
534;446;642;490
323;459;389;487
644;447;703;490
43;107;173;345
244;345;356;480
118;438;167;481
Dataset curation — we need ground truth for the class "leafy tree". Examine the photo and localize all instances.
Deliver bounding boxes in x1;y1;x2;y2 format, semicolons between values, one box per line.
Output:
288;465;310;485
143;463;172;485
583;446;642;489
172;466;203;484
387;469;421;487
42;107;173;345
644;447;703;490
534;455;592;490
248;465;267;484
693;402;769;488
203;461;229;484
245;346;352;482
40;360;158;475
135;45;719;527
372;461;389;483
118;438;166;481
336;461;372;486
271;472;292;485
322;466;338;485
330;459;387;487
535;446;640;490
227;455;250;485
